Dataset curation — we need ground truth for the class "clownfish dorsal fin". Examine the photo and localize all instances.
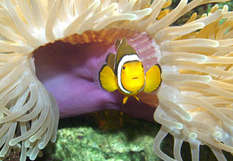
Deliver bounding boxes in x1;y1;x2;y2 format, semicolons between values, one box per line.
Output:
115;39;122;51
106;53;115;70
115;38;128;51
115;38;137;64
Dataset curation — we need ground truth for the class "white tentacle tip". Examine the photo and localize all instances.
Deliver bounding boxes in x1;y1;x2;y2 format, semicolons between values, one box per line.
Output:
222;5;229;13
38;143;45;150
29;153;37;161
189;132;198;140
185;114;192;122
213;131;223;142
176;123;184;129
9;139;17;146
51;135;57;143
29;136;37;143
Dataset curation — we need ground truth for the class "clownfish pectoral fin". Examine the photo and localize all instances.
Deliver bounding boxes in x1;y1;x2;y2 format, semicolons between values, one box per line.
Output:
123;96;129;104
144;64;162;93
106;53;115;70
99;65;118;92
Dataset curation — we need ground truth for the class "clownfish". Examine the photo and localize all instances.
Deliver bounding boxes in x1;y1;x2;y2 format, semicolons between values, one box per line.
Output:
99;38;162;104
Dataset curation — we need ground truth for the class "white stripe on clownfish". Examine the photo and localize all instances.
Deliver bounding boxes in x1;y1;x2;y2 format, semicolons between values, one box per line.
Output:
117;54;141;94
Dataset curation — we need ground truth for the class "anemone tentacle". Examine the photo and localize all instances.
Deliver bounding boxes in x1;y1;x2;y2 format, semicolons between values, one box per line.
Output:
154;3;233;161
0;54;59;160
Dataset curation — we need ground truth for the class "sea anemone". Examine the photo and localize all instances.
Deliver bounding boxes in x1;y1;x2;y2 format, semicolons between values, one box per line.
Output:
154;4;233;161
0;0;232;161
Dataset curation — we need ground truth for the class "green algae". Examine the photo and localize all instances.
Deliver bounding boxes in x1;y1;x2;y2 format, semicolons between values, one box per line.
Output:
37;110;233;161
46;112;161;161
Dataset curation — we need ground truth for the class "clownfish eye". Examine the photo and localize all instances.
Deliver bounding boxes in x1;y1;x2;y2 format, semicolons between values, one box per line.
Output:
123;66;126;70
141;64;143;68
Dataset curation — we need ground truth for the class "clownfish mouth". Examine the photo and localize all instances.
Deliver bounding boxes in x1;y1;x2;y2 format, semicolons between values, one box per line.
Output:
132;77;139;80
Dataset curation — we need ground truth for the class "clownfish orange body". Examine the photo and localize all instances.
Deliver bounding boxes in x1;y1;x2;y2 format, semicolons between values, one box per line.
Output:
99;38;162;104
